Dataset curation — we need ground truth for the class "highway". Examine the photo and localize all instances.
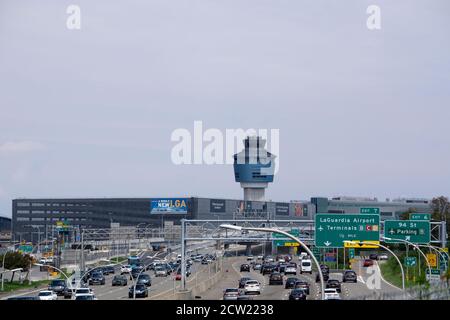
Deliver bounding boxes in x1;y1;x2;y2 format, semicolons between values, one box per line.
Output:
1;247;405;301
199;255;403;300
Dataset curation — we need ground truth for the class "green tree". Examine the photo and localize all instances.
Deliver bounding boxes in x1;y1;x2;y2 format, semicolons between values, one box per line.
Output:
0;252;33;271
431;196;449;238
399;208;417;220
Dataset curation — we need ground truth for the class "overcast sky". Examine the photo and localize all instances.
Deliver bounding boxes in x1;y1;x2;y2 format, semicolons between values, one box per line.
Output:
1;0;449;217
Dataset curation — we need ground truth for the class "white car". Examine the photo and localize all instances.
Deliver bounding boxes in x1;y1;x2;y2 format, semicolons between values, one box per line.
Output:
246;256;254;261
299;252;308;260
257;255;264;260
244;280;261;295
38;290;58;300
74;293;97;300
378;254;389;260
154;266;168;277
324;288;341;300
285;265;297;275
72;288;94;299
120;265;132;275
300;259;312;274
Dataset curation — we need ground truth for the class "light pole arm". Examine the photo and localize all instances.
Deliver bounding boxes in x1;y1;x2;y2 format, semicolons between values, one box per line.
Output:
236;226;325;300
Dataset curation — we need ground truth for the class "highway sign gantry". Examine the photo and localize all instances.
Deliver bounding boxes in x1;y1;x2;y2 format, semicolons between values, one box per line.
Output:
384;220;430;244
315;214;380;248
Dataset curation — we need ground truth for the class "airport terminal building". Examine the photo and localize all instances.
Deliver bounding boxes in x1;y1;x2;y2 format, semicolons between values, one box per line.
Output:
11;196;431;242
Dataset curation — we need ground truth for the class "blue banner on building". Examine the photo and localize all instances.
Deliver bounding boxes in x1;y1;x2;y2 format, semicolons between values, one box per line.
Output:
150;198;188;214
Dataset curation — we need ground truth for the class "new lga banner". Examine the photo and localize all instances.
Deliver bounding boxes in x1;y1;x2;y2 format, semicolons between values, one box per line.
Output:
150;198;188;214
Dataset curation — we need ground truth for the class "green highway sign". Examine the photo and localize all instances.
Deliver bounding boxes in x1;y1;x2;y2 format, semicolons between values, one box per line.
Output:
348;248;355;260
312;247;322;260
360;208;380;214
273;229;300;247
384;220;430;244
315;214;380;248
410;213;431;221
405;256;417;267
426;269;441;282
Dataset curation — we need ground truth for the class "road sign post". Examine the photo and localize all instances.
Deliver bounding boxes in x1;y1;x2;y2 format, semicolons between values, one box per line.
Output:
384;220;430;244
315;214;380;248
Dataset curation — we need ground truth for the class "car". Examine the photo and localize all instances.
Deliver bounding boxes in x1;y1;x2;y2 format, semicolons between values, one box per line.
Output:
38;290;58;300
240;264;250;272
238;277;252;288
277;263;288;273
269;272;283;285
284;263;297;275
72;288;94;299
201;259;209;265
264;256;274;263
63;287;74;299
246;255;254;261
378;254;389;260
326;279;342;293
112;275;128;286
252;263;262;271
257;255;264;260
129;284;148;298
285;277;299;289
131;267;142;279
223;288;240;300
277;257;286;263
243;280;261;295
154;266;168;277
299;252;308;260
293;281;310;295
343;270;357;283
89;272;106;285
261;264;275;275
300;259;312;274
324;288;341;300
47;279;67;296
316;272;330;283
363;259;374;267
369;253;378;260
102;265;115;275
137;273;152;286
74;294;97;300
320;264;330;274
120;265;132;275
289;288;307;300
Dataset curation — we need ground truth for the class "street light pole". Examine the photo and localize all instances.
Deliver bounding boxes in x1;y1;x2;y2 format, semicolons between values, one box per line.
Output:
382;237;432;283
219;224;326;300
345;240;405;291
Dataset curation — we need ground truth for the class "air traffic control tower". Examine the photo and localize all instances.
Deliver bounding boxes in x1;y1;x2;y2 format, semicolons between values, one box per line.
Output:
233;136;276;201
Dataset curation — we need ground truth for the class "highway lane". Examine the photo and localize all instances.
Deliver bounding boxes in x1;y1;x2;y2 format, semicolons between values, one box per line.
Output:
200;257;320;301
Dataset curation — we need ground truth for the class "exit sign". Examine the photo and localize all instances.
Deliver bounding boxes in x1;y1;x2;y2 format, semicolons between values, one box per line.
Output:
360;208;380;214
410;213;431;221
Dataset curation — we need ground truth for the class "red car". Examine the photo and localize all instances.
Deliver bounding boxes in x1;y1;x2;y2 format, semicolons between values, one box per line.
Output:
363;259;374;267
175;273;182;281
